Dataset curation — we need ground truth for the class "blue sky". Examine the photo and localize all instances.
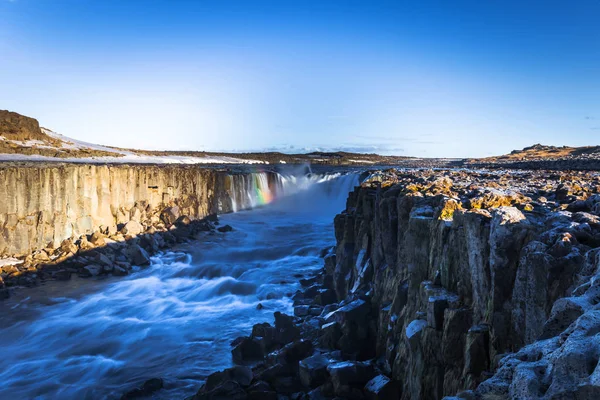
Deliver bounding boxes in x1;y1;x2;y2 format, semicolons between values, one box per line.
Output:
0;0;598;157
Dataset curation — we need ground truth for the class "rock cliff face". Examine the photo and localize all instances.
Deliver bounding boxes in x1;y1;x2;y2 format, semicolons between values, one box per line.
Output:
0;163;271;256
330;170;600;399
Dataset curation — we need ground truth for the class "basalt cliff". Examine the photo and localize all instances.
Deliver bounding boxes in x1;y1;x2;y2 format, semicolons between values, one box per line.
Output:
194;169;600;400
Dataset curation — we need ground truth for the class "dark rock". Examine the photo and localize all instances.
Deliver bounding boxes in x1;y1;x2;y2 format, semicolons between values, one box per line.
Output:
113;266;129;276
363;375;400;400
295;305;310;317
79;264;102;277
319;321;342;349
160;206;180;226
120;377;163;399
175;215;192;226
232;337;265;363
276;340;314;364
327;361;377;397
299;354;331;388
195;380;247;400
463;326;489;377
205;366;253;391
217;225;233;233
53;269;72;280
274;312;301;345
125;244;151;266
324;299;369;325
314;289;337;306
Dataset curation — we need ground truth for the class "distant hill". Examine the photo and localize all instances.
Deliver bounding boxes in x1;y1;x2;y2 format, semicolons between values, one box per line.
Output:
466;143;600;170
0;110;423;166
2;110;599;169
478;143;600;162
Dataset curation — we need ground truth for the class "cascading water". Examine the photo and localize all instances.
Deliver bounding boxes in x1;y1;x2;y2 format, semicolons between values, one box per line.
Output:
226;169;358;213
0;169;361;400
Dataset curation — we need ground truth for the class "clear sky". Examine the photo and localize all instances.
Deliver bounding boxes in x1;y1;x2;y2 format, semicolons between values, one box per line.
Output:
1;0;598;157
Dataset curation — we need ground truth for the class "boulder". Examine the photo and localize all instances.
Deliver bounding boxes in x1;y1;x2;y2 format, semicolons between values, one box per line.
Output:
205;366;253;391
120;378;163;399
274;312;301;345
195;380;247;400
299;354;331;388
79;264;102;277
218;225;234;233
364;375;400;400
276;340;314;365
125;244;151;266
327;361;377;397
319;321;342;349
232;337;265;363
160;206;180;226
89;231;107;247
122;220;143;236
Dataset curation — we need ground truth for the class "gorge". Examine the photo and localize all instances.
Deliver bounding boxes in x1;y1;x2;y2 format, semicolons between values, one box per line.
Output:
2;162;600;400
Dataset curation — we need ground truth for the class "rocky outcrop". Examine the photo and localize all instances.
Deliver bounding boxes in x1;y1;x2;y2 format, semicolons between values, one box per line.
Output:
194;168;600;400
0;110;54;143
331;169;600;399
0;163;274;256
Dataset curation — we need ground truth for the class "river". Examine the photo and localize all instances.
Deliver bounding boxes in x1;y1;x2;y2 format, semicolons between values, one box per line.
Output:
0;171;359;399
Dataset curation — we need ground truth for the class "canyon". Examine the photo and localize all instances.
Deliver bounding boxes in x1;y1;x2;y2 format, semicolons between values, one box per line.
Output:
2;110;600;400
193;169;600;400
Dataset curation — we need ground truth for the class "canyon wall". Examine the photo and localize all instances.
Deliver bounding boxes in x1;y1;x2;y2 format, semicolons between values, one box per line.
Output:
0;163;274;256
329;170;600;399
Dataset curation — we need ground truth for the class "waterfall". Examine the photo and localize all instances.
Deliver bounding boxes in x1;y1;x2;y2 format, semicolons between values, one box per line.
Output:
224;170;360;213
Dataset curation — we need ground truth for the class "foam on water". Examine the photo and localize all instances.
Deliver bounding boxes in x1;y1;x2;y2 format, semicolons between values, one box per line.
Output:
0;170;360;400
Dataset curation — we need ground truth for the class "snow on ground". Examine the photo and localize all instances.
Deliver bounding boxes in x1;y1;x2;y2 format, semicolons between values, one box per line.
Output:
0;129;266;164
0;153;266;164
349;159;376;164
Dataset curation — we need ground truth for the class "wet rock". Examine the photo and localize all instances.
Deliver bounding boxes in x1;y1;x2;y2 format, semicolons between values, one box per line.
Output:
363;375;400;400
324;299;369;325
217;225;233;233
274;312;301;345
319;321;342;349
294;305;310;317
247;381;277;400
314;289;337;306
232;337;266;363
53;269;72;281
327;361;377;397
205;366;253;390
125;244;150;266
79;264;102;277
121;377;164;399
299;354;331;388
276;340;314;365
113;266;129;276
195;380;247;400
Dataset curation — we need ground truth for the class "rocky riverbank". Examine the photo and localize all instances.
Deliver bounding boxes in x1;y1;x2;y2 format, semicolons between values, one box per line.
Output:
189;168;600;400
0;203;234;299
0;163;289;299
